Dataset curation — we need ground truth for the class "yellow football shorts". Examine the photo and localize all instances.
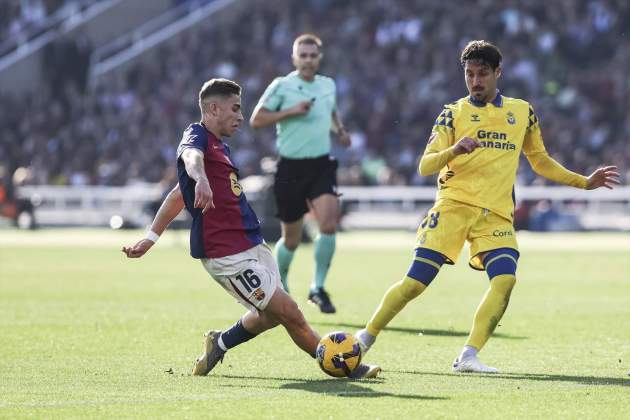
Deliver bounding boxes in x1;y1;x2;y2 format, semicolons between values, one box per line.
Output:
415;198;518;270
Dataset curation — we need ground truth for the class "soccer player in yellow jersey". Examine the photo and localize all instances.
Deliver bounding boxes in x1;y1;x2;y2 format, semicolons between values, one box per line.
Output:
355;40;620;373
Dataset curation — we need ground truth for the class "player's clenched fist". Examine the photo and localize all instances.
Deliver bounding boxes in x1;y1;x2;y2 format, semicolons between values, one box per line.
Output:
453;137;480;155
194;178;215;213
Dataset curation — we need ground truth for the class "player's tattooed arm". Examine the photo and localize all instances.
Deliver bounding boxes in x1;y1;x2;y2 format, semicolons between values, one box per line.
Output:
122;184;184;258
182;148;214;213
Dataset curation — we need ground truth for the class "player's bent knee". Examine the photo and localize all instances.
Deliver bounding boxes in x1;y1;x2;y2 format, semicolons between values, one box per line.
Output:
483;248;519;280
268;293;304;327
283;238;301;251
319;224;336;235
406;248;446;286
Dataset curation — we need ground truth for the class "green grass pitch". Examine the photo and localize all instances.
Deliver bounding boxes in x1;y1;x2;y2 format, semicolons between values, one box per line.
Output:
1;229;629;419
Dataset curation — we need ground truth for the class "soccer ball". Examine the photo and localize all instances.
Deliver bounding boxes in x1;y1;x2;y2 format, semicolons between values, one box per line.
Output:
315;331;362;377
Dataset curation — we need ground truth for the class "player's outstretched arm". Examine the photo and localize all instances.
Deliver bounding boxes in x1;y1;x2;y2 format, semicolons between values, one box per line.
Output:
181;148;214;213
526;152;620;189
122;184;185;258
585;165;620;190
419;136;479;176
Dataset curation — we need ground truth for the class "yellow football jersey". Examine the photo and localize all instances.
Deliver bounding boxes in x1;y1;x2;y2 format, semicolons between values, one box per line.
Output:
421;94;585;222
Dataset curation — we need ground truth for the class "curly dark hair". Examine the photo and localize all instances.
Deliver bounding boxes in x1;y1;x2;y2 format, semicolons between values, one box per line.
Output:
460;40;502;70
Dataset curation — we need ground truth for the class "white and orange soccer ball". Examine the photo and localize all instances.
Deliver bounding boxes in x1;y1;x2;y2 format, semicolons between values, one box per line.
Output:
315;331;363;377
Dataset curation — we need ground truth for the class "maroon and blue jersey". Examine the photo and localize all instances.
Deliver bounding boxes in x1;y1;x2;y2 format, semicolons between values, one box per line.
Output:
177;123;263;259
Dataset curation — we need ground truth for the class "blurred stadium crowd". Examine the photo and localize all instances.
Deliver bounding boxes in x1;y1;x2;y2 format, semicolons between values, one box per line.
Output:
1;0;629;190
1;0;66;44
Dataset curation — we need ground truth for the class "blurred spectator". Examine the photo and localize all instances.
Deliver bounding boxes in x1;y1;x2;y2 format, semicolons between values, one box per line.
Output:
0;0;73;46
0;166;36;229
1;0;629;188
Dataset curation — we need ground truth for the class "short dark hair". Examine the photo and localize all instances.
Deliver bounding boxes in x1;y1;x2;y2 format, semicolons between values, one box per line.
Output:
198;78;241;111
292;33;322;54
460;40;502;70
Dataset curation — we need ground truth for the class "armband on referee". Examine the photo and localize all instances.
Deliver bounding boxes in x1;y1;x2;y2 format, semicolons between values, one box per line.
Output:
145;230;160;243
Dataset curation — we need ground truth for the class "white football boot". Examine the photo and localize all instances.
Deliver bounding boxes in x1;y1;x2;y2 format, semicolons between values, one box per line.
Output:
348;363;381;379
452;355;499;373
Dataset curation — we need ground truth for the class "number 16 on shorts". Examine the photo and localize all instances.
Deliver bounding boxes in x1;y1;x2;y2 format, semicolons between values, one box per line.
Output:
231;268;267;303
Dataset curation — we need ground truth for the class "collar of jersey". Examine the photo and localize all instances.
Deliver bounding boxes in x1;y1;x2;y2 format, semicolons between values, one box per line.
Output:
468;90;503;108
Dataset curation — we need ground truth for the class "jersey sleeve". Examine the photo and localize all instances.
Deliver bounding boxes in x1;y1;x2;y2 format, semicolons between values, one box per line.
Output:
177;125;208;160
522;104;546;156
523;105;588;188
257;77;284;111
418;106;457;175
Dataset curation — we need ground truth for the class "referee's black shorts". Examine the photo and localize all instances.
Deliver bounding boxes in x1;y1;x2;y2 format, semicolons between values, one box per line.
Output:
273;154;338;223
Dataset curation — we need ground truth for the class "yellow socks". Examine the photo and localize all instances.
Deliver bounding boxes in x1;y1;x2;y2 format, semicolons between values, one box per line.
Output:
465;274;516;350
366;276;427;336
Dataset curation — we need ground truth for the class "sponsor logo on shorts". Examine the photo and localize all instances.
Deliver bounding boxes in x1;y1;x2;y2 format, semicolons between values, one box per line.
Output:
252;288;266;301
492;229;513;237
419;231;427;244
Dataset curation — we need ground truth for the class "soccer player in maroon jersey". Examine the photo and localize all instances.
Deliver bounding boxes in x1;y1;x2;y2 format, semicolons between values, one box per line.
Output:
122;79;379;378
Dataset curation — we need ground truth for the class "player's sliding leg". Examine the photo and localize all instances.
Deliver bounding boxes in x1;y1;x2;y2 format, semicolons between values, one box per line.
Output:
275;220;302;292
264;287;381;379
453;248;518;374
356;248;446;353
193;278;311;375
264;286;321;355
308;194;339;314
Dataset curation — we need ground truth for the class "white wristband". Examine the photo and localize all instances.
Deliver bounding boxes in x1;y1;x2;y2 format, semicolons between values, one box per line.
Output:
145;230;160;243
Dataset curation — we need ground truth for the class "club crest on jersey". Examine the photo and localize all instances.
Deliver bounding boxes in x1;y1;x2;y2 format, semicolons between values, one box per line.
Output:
252;288;266;301
230;172;242;196
507;112;516;125
470;114;480;122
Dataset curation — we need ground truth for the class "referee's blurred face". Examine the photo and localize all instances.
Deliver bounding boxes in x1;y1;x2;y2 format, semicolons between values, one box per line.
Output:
292;43;321;81
464;60;501;103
